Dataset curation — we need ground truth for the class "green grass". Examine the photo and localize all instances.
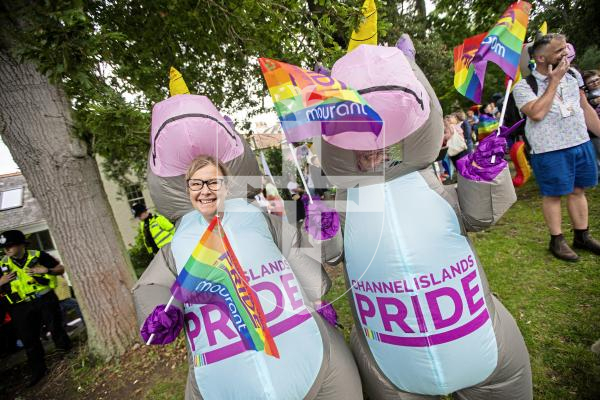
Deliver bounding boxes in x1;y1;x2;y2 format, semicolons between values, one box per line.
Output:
325;180;600;399
143;362;187;400
22;179;595;400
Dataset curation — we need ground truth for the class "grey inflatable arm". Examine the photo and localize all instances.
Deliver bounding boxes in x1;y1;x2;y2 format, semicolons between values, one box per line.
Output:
455;168;517;232
132;243;181;327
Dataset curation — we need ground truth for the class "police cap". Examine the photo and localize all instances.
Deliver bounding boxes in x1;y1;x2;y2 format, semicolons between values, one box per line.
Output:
0;230;27;248
131;203;147;218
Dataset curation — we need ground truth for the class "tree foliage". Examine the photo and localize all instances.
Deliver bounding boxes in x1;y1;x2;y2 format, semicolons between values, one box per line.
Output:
2;0;598;183
2;0;368;186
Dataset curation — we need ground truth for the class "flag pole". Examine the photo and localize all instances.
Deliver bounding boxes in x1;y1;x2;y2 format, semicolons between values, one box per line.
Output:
490;78;513;164
145;294;175;345
288;142;313;204
260;151;277;185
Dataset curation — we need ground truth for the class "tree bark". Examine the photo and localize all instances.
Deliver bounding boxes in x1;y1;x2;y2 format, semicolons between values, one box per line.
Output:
0;49;138;358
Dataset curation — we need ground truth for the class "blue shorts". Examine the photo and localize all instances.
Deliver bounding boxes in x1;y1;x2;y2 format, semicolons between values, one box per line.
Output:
530;141;598;196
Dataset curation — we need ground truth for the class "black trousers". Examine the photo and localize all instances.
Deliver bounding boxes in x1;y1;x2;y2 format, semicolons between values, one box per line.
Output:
10;291;72;376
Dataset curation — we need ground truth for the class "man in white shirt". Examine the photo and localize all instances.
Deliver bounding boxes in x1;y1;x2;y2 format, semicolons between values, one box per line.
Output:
513;33;600;261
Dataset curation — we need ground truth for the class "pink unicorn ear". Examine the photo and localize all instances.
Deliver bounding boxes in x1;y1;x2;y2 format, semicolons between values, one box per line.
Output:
313;63;331;76
395;33;416;61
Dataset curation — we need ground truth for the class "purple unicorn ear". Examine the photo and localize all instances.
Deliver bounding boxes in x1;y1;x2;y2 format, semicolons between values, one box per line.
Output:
313;63;331;76
396;33;416;61
223;115;236;130
566;42;575;63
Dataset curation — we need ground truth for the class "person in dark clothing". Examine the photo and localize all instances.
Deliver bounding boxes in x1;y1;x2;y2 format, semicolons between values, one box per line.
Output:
455;110;474;153
0;230;72;387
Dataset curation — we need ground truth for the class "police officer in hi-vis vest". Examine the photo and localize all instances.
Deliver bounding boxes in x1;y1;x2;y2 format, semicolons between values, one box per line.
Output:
131;203;175;254
0;230;72;387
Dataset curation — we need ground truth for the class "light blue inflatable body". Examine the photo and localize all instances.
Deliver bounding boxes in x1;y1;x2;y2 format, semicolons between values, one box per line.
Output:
318;44;533;399
133;93;362;400
345;173;497;394
172;199;323;399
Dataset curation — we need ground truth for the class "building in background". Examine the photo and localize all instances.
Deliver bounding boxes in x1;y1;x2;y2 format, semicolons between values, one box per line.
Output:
96;156;154;247
0;163;154;253
0;172;58;259
249;121;283;150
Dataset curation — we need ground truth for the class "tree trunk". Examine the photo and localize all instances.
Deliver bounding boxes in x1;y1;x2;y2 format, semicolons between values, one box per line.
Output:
415;0;427;20
0;49;138;358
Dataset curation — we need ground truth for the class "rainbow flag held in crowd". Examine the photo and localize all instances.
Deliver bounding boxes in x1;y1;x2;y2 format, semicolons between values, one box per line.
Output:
454;1;531;103
258;57;383;143
474;1;531;80
454;32;488;102
171;216;279;358
477;114;499;140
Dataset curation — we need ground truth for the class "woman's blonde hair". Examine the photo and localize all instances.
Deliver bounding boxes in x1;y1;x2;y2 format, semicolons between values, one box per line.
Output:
185;155;229;182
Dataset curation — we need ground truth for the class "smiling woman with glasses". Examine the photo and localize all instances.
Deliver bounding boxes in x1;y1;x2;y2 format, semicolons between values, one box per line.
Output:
186;177;224;192
184;155;229;222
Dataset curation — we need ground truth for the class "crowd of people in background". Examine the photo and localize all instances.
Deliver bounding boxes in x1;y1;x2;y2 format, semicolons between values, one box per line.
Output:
435;66;600;185
583;69;600;171
436;102;502;183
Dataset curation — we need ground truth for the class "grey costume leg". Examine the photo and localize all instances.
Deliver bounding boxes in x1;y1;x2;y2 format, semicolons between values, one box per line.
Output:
313;322;363;400
454;297;532;400
185;366;203;400
350;328;441;400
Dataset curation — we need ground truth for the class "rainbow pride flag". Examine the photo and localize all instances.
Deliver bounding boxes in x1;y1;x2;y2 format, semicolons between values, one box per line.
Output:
454;2;531;103
258;57;383;143
477;114;499;140
474;2;531;79
454;32;487;102
171;216;279;358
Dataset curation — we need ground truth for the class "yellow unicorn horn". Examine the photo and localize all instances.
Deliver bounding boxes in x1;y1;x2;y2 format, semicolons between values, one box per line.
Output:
347;0;377;53
169;66;190;97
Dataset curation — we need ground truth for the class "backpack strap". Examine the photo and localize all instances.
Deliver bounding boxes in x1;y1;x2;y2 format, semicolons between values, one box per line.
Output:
525;74;538;95
566;68;583;89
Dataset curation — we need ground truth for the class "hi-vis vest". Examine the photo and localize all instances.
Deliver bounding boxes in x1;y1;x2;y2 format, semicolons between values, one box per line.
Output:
1;250;57;304
140;214;175;253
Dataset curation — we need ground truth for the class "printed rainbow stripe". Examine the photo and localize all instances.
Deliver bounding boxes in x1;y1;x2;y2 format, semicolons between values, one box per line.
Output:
171;216;279;358
477;114;499;140
258;57;383;143
194;353;207;367
454;2;531;103
364;326;381;341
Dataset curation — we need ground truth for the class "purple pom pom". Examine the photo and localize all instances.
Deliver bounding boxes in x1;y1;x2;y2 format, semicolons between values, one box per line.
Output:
140;304;184;345
316;300;339;328
302;195;340;241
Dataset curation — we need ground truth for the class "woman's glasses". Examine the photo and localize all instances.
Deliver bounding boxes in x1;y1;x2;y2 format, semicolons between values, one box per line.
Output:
187;178;224;192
